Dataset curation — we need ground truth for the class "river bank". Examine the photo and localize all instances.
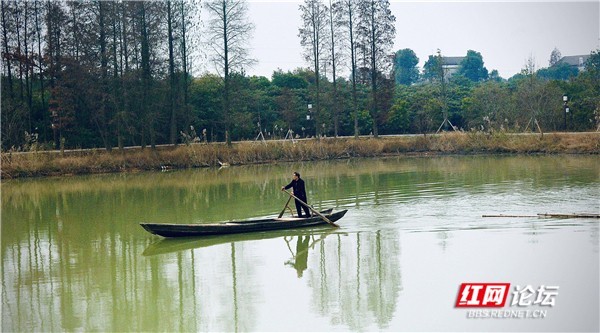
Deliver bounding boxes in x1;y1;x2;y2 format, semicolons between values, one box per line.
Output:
2;132;599;179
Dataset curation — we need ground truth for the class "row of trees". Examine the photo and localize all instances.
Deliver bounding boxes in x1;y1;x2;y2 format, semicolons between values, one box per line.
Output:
2;1;599;151
2;0;202;150
298;0;395;138
391;52;600;134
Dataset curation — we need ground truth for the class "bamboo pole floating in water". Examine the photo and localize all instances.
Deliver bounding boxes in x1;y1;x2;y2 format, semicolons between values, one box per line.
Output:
482;214;538;218
282;189;340;228
537;213;599;218
483;213;599;218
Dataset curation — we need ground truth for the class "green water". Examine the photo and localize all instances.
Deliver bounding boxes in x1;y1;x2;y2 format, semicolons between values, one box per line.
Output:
2;155;599;331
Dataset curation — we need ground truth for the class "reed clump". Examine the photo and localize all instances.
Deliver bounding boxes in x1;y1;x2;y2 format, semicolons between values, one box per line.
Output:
1;132;598;179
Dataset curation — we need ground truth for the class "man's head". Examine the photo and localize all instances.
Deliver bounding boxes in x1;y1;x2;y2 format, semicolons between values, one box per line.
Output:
293;171;300;179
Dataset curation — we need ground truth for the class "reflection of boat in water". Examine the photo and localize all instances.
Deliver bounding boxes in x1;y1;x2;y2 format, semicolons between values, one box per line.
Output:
142;226;340;256
140;209;347;238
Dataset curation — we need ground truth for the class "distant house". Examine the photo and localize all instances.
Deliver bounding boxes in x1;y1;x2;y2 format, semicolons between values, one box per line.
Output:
442;56;465;76
422;55;465;83
554;55;590;72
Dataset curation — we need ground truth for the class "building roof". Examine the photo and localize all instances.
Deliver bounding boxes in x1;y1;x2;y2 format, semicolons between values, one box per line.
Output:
442;57;465;66
556;55;590;67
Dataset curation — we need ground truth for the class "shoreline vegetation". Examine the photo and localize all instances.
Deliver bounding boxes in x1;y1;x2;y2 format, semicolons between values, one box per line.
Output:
1;132;598;179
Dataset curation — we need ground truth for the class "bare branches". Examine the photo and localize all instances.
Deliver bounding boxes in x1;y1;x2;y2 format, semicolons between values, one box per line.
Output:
205;0;255;75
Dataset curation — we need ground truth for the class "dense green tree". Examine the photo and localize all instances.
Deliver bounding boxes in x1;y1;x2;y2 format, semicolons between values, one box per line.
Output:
385;98;409;133
407;85;440;134
393;48;419;85
422;54;441;82
458;50;488;82
537;62;579;81
488;69;502;82
564;49;600;131
272;69;309;90
463;81;511;131
190;74;222;142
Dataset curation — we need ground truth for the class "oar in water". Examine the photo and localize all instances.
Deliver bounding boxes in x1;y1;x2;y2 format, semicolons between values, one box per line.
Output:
278;196;293;218
282;189;339;228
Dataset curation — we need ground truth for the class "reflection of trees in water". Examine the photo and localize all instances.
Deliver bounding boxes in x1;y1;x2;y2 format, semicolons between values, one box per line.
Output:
186;242;261;332
1;228;261;332
4;155;598;331
307;231;402;331
7;155;597;215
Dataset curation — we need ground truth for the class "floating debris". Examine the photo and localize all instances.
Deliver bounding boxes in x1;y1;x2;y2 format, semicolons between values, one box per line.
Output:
483;213;599;218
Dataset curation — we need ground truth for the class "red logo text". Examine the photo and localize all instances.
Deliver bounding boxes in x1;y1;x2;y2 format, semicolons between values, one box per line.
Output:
456;283;511;308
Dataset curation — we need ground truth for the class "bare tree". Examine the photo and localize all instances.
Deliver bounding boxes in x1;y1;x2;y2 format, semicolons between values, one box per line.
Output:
516;56;561;135
167;0;177;145
357;0;395;137
336;0;360;137
328;0;344;137
33;0;45;108
1;1;14;99
205;0;255;145
179;0;200;133
299;0;329;137
549;47;561;67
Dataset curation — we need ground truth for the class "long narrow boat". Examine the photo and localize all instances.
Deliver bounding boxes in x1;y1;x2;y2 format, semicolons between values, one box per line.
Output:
140;209;348;238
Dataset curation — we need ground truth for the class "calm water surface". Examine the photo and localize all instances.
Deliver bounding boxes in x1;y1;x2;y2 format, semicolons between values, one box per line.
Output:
2;155;599;332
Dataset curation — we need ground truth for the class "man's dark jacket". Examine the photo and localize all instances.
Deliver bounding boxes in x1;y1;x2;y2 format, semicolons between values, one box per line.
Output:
284;178;307;200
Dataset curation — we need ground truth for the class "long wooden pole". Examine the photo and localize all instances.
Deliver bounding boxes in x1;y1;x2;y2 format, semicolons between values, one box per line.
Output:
278;196;293;218
282;189;339;228
483;213;599;218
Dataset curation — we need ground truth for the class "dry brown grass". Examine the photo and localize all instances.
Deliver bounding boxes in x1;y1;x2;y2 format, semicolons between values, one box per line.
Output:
2;132;598;179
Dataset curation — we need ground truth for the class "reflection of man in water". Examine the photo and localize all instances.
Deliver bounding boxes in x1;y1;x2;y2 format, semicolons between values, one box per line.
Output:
294;235;310;277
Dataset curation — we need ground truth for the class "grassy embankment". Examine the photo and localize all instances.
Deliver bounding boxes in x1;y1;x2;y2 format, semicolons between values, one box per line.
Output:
1;132;599;179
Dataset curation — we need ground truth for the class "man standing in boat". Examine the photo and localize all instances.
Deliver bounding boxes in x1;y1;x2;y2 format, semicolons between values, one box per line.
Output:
282;172;311;218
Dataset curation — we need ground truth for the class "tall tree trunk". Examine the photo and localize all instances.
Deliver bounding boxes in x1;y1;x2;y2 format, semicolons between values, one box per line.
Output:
111;2;123;150
369;0;378;138
140;2;151;148
98;1;111;150
15;4;24;102
46;2;63;149
222;0;231;145
345;1;358;138
180;1;190;130
329;0;338;137
24;2;32;132
311;0;320;138
1;2;14;99
167;0;177;145
120;1;129;148
34;1;45;109
121;2;129;73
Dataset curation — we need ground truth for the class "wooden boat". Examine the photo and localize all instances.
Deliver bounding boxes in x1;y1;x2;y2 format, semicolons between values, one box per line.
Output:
140;209;348;238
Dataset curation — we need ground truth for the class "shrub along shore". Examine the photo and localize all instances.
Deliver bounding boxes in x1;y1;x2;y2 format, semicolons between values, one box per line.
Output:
1;132;599;179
